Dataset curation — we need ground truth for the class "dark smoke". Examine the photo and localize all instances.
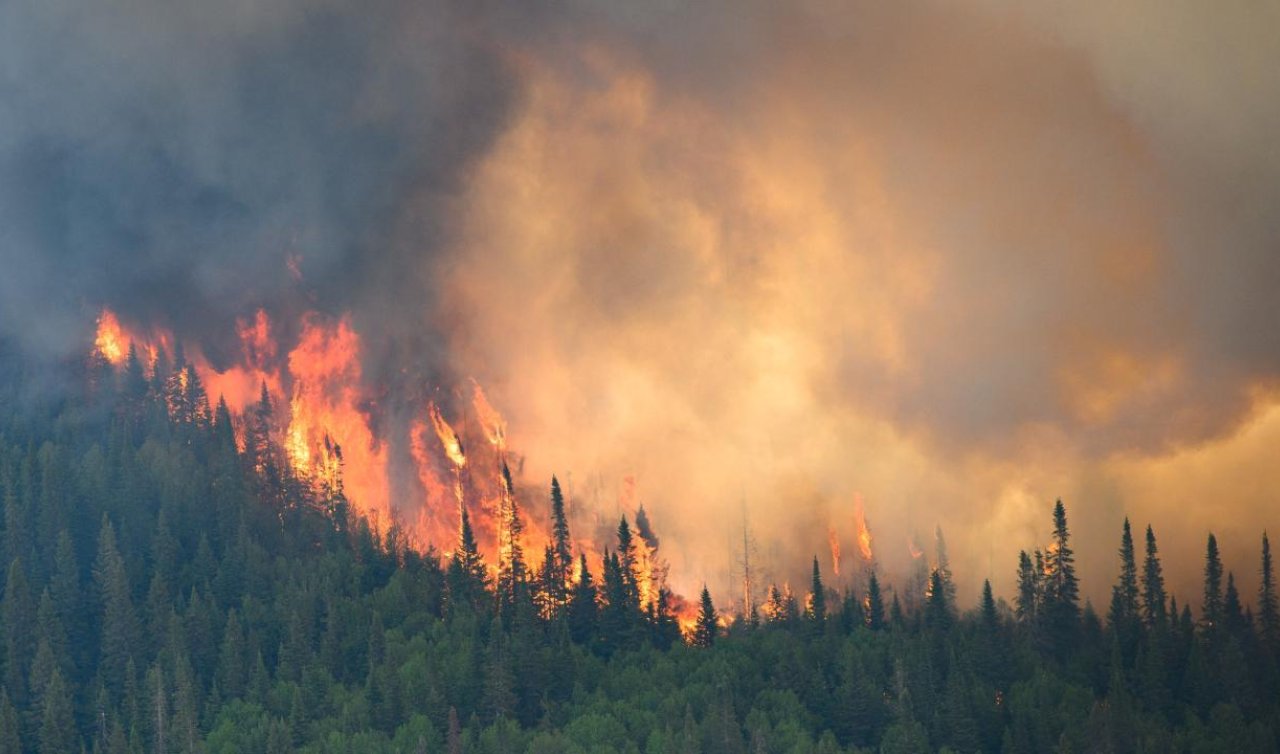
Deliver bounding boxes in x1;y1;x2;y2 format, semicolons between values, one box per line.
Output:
0;0;518;368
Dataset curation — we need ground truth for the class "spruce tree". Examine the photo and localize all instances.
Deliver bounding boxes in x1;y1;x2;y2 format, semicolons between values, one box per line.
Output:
1108;518;1141;659
1202;533;1223;639
1043;500;1080;647
550;477;572;588
567;554;597;645
693;586;717;647
1261;531;1279;649
1142;525;1167;628
446;504;487;613
925;568;952;632
94;516;140;699
1015;550;1039;626
808;556;826;628
2;558;35;711
496;463;527;614
0;688;19;754
38;670;76;754
866;572;885;631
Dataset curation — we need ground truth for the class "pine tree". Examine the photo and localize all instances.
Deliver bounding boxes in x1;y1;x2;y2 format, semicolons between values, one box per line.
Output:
616;516;641;609
925;569;952;632
95;516;140;699
496;462;528;614
0;688;20;754
807;556;826;628
446;504;487;614
38;670;76;754
693;586;717;648
1202;533;1223;639
550;477;572;589
1043;500;1080;649
934;525;956;608
1015;550;1039;626
1261;531;1279;650
1223;572;1247;640
866;572;885;631
1142;525;1167;628
2;558;35;711
1108;518;1140;631
567;554;597;645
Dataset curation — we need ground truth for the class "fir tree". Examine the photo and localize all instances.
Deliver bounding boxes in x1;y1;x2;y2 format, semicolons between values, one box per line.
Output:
807;556;826;628
1261;531;1279;650
1142;525;1167;628
1043;500;1080;649
925;568;952;632
446;504;488;614
693;586;717;648
1015;550;1039;626
38;670;76;754
0;688;20;754
550;477;572;589
95;516;140;699
1202;533;1224;639
866;572;885;631
567;554;597;646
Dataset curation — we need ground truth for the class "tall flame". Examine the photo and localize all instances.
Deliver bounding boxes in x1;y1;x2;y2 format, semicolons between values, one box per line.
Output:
471;380;507;452
94;310;129;365
284;314;389;525
853;493;873;562
428;401;467;469
828;525;841;576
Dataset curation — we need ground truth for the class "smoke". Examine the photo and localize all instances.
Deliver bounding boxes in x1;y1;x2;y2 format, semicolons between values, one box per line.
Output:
3;0;1278;606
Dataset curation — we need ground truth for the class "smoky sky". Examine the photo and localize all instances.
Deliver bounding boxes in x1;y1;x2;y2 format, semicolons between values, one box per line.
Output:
0;0;518;366
3;0;1279;602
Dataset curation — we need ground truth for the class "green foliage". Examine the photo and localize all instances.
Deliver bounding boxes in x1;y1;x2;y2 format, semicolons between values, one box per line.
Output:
0;358;1273;752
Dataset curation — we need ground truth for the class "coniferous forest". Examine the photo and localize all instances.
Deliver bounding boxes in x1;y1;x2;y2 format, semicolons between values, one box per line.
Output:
0;352;1278;754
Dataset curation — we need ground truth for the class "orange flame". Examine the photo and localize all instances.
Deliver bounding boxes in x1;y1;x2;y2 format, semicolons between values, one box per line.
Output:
94;310;129;365
284;314;389;524
907;534;923;560
853;493;873;561
828;525;841;576
428;401;467;469
471;380;507;451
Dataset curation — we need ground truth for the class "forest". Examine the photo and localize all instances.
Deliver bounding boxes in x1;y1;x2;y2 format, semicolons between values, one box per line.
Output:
0;346;1276;753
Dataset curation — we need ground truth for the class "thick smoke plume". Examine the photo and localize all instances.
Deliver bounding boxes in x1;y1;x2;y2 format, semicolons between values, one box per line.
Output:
3;0;1278;606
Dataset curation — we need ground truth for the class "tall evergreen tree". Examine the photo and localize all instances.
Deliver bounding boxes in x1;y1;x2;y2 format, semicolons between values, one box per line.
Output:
549;477;572;588
0;688;20;754
866;572;885;631
925;568;952;632
496;463;528;613
1261;531;1279;649
807;556;826;628
38;670;76;754
1043;500;1080;645
1015;550;1039;626
567;554;597;645
94;516;140;699
693;586;717;648
2;558;35;711
1202;533;1224;639
934;525;957;608
1108;518;1141;657
615;517;641;610
446;504;487;613
1142;525;1168;628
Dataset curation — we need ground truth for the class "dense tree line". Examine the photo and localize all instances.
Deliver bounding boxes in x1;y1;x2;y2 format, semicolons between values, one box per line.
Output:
0;350;1274;752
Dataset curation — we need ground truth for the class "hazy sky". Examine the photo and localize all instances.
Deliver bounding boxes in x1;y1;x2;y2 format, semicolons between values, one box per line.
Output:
2;0;1278;606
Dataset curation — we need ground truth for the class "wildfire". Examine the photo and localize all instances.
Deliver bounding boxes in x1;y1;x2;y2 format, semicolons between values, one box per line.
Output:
428;401;467;469
828;525;841;576
853;493;873;561
907;534;924;560
471;380;507;451
94;310;129;365
284;315;390;525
